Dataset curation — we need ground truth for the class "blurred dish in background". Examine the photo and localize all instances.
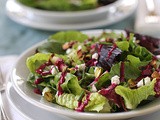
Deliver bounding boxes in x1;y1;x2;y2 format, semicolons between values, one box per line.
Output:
6;0;123;24
17;0;118;11
6;0;138;30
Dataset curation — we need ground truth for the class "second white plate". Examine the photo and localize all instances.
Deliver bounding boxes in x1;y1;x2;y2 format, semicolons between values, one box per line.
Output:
6;0;138;30
6;82;74;120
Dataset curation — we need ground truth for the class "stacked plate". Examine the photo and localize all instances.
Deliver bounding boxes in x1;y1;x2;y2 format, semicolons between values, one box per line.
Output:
5;29;160;120
5;83;74;120
6;0;138;30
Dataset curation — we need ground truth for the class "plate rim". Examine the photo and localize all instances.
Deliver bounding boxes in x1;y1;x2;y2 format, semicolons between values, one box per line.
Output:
6;82;32;120
6;81;75;120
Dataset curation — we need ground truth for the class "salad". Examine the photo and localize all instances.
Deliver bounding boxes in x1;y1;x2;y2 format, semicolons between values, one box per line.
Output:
17;0;117;11
26;30;160;113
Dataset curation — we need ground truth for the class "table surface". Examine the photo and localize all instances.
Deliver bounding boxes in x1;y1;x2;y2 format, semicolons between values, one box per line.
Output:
0;0;135;56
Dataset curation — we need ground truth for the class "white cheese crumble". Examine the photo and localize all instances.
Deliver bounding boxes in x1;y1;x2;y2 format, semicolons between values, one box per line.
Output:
92;53;98;59
76;63;86;70
91;84;97;92
42;87;51;96
78;45;82;50
137;76;151;87
51;66;59;75
66;48;72;54
99;37;106;42
111;75;120;85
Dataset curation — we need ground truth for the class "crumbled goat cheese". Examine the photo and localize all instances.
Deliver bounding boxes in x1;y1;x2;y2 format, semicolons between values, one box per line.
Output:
51;66;59;75
92;53;98;59
111;75;120;85
137;76;151;87
66;48;72;54
91;84;97;92
99;37;106;42
76;63;86;70
78;45;82;50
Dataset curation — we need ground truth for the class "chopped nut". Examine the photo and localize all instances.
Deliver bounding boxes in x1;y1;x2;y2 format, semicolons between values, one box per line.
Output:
44;92;54;102
94;67;103;78
67;67;77;74
151;71;160;79
77;50;83;58
62;42;70;50
150;59;157;68
128;79;136;88
63;41;77;50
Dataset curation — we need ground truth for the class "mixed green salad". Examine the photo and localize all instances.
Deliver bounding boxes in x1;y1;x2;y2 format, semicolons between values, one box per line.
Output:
26;30;160;113
17;0;117;11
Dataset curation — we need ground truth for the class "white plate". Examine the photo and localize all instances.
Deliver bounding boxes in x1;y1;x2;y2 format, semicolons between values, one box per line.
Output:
5;82;74;120
5;80;160;120
10;0;123;24
10;29;160;120
6;0;138;30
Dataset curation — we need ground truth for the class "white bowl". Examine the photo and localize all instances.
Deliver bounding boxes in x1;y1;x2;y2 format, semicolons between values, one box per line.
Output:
13;0;123;23
11;29;160;120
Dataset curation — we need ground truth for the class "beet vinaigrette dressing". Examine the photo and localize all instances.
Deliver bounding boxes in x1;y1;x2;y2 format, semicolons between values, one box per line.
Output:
57;72;67;96
120;62;125;82
75;93;91;112
106;44;117;61
36;61;52;76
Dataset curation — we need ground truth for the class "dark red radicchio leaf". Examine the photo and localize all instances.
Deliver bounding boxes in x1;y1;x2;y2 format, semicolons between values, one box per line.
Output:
125;30;160;54
154;79;160;97
141;65;153;76
97;44;122;71
99;84;122;108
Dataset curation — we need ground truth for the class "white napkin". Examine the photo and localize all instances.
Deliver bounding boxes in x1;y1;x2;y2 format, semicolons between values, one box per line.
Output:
0;55;23;120
134;0;160;38
0;55;17;81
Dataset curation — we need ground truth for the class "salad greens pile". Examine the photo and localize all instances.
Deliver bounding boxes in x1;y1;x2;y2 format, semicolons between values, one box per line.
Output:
17;0;117;11
26;30;160;113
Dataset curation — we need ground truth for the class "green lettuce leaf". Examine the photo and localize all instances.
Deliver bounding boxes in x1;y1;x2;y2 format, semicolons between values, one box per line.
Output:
116;41;129;51
79;73;95;89
85;92;111;112
95;72;110;89
18;0;97;11
127;55;150;67
115;79;156;109
55;93;79;109
48;31;88;43
56;92;111;112
37;41;65;54
26;53;51;73
110;61;141;80
61;73;83;95
132;46;152;61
